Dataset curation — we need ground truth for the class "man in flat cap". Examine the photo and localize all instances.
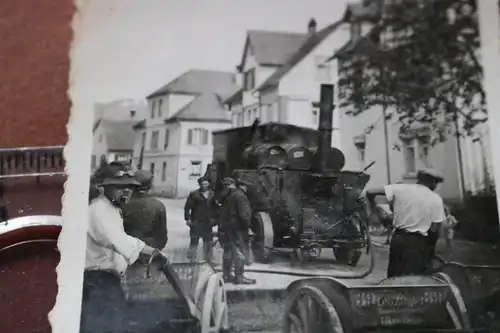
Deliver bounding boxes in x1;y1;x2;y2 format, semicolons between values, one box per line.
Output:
218;177;256;284
365;168;447;277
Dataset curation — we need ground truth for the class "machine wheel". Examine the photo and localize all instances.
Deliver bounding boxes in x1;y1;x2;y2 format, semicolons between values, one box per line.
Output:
332;246;361;267
198;273;229;333
283;281;353;333
251;212;274;263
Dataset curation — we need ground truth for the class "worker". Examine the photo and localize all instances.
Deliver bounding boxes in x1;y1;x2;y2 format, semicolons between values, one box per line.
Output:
184;177;216;262
365;168;447;278
80;165;165;333
236;179;255;265
122;169;168;250
218;177;256;284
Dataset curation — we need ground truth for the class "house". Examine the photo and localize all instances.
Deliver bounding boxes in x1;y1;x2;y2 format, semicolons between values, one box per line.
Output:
332;1;495;204
132;69;238;198
224;17;357;149
94;99;147;121
91;119;137;170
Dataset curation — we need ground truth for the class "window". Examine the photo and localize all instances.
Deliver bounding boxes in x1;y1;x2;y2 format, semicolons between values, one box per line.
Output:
141;132;147;147
164;129;170;149
246;109;251;124
350;22;361;42
402;136;431;174
158;99;163;117
238;111;244;126
98;134;103;142
253;108;258;121
91;155;97;169
150;101;155;119
187;128;209;145
161;161;167;181
315;56;332;82
149;162;155;177
190;161;202;176
243;69;256;91
150;130;159;150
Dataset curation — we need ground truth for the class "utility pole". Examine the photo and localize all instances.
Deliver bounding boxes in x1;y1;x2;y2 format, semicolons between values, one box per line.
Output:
477;0;500;231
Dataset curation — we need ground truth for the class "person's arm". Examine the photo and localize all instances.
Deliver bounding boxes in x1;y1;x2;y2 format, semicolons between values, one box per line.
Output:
184;192;193;225
236;193;252;229
429;200;447;233
153;204;168;250
88;204;153;265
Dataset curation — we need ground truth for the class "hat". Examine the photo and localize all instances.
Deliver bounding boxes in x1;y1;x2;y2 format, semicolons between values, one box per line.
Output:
100;169;141;187
417;168;444;183
135;169;153;188
222;177;235;185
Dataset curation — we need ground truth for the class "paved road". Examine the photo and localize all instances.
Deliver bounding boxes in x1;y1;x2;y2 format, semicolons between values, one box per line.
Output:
158;198;392;290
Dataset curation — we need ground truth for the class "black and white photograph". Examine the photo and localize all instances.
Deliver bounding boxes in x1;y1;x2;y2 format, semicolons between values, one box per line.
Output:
68;0;500;332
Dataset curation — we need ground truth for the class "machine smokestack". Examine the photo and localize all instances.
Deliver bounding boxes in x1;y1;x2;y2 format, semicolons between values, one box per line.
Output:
316;84;335;173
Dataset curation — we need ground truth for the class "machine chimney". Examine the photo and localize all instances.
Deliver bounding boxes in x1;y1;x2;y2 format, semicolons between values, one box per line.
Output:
315;84;335;173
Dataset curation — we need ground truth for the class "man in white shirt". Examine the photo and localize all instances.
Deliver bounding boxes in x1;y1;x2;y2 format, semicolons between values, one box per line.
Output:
365;168;447;278
80;166;163;333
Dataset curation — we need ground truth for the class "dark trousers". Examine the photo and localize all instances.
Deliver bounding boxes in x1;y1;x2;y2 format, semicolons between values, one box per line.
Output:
80;271;127;333
387;229;431;278
221;228;246;277
189;222;213;261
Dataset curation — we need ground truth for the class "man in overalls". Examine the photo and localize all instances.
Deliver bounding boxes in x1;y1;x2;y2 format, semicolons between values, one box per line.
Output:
218;177;256;284
184;177;216;262
80;165;164;333
365;168;447;277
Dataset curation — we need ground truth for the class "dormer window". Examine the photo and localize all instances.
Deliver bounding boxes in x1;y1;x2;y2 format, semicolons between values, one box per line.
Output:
243;69;256;91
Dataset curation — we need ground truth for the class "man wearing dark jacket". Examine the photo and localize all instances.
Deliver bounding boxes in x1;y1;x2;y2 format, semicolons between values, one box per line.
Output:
184;178;216;262
219;177;256;285
122;170;168;250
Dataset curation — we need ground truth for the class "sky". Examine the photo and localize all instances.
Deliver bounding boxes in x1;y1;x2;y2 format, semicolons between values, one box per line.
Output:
71;0;349;106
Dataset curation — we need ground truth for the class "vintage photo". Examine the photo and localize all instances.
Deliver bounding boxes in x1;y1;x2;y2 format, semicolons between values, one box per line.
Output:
66;0;500;332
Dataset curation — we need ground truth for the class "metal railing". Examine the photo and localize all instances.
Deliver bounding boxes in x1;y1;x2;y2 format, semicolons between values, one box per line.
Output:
0;146;66;180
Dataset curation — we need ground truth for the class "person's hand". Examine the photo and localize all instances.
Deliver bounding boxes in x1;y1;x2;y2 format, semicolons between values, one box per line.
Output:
186;220;192;227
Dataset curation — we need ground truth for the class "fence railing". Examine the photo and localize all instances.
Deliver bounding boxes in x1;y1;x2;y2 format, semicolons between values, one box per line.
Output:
0;146;66;180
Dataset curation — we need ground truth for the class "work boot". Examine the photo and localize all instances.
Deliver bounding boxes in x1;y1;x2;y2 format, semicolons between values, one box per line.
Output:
233;259;256;285
233;275;256;285
222;256;234;283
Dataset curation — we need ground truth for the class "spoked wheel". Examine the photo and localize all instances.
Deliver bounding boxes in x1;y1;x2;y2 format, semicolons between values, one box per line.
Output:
198;273;229;333
251;212;274;263
283;282;352;333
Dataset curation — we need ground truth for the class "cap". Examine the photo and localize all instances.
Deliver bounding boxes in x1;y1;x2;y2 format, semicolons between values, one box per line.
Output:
135;169;153;188
417;168;444;183
222;177;235;185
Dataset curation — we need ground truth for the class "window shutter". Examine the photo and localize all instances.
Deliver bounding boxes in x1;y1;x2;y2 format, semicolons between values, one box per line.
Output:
188;129;193;144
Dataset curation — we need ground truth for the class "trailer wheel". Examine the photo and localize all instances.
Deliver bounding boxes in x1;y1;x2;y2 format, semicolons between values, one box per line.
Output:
198;273;229;333
283;281;353;333
251;212;273;263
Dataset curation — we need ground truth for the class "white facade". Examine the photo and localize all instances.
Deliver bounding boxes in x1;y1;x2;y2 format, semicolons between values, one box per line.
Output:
230;23;353;150
132;94;231;198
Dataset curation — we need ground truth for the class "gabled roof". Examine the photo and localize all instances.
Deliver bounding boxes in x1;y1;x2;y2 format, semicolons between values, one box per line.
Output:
147;69;238;99
256;20;343;92
238;30;308;70
165;93;230;124
223;88;244;106
98;119;136;151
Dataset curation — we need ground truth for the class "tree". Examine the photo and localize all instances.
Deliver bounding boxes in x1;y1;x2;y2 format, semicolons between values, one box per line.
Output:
337;0;486;143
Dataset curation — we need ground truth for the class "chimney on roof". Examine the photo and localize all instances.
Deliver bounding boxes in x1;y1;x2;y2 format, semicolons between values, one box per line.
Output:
308;18;317;34
130;110;136;118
